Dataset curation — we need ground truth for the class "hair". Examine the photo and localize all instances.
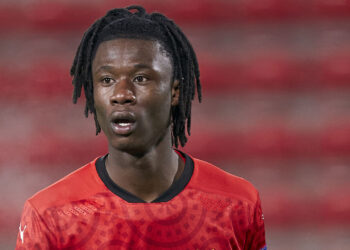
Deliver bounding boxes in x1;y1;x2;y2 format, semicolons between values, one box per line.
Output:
70;5;201;147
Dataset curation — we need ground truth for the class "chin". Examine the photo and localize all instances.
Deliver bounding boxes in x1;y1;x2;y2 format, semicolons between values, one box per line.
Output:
106;126;171;156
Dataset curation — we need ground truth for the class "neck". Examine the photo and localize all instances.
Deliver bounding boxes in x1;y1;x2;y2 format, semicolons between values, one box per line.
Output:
106;129;184;202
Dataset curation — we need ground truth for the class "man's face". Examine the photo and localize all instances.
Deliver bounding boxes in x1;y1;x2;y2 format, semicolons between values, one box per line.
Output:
92;38;178;155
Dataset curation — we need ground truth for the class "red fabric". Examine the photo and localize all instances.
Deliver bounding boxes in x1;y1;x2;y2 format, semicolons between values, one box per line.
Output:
16;155;266;250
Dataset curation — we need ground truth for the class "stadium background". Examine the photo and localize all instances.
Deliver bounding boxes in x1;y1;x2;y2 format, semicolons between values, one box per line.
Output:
1;0;350;249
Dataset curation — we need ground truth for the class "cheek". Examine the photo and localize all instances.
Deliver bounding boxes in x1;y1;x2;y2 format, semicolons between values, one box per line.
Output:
94;86;111;106
93;87;110;123
141;88;172;121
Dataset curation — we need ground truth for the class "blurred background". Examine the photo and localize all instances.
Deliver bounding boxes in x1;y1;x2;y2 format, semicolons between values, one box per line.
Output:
1;0;350;249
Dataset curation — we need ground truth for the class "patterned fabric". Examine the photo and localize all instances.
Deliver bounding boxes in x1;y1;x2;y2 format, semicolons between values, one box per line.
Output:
16;153;266;249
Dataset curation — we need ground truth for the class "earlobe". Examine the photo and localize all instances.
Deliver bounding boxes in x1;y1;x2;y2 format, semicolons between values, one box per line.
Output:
171;80;180;106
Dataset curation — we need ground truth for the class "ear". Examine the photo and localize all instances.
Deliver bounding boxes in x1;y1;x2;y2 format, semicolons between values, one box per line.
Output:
171;79;180;106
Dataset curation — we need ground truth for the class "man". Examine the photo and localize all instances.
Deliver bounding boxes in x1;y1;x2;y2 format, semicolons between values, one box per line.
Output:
16;6;266;249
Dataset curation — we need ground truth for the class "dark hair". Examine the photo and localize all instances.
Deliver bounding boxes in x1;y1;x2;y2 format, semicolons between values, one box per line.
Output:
70;5;201;147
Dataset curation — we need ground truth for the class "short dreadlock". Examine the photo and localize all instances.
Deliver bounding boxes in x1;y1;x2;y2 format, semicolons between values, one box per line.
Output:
70;5;201;147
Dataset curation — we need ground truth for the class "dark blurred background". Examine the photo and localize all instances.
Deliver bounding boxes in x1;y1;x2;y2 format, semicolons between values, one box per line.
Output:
1;0;350;249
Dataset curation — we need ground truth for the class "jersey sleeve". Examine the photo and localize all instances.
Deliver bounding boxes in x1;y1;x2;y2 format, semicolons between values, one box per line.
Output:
15;200;56;250
244;194;267;250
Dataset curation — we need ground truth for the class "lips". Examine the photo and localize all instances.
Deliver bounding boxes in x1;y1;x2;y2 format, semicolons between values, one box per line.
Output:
110;111;136;135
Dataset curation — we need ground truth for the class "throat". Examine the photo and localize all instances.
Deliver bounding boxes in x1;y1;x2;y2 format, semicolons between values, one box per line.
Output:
105;149;184;203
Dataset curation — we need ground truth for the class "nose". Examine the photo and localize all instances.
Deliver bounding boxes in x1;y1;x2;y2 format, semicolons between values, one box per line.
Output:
110;78;136;105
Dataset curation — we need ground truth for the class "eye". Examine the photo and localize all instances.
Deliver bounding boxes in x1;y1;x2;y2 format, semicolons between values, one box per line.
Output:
102;77;113;84
133;75;148;83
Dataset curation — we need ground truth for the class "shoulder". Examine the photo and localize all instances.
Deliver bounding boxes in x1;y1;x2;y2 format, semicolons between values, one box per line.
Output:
190;156;260;205
27;157;103;213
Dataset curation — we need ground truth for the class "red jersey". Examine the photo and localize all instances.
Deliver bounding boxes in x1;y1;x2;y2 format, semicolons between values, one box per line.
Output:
16;152;266;249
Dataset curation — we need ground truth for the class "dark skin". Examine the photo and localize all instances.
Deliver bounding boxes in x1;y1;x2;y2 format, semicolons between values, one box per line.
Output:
92;38;184;202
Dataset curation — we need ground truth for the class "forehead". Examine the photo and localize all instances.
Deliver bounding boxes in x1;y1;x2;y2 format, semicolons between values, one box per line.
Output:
92;38;172;70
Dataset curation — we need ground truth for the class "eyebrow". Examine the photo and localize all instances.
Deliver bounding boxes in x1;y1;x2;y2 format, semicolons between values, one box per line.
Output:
95;63;152;73
133;63;151;69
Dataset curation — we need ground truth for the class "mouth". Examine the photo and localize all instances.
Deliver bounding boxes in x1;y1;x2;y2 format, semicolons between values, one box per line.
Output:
110;112;136;135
